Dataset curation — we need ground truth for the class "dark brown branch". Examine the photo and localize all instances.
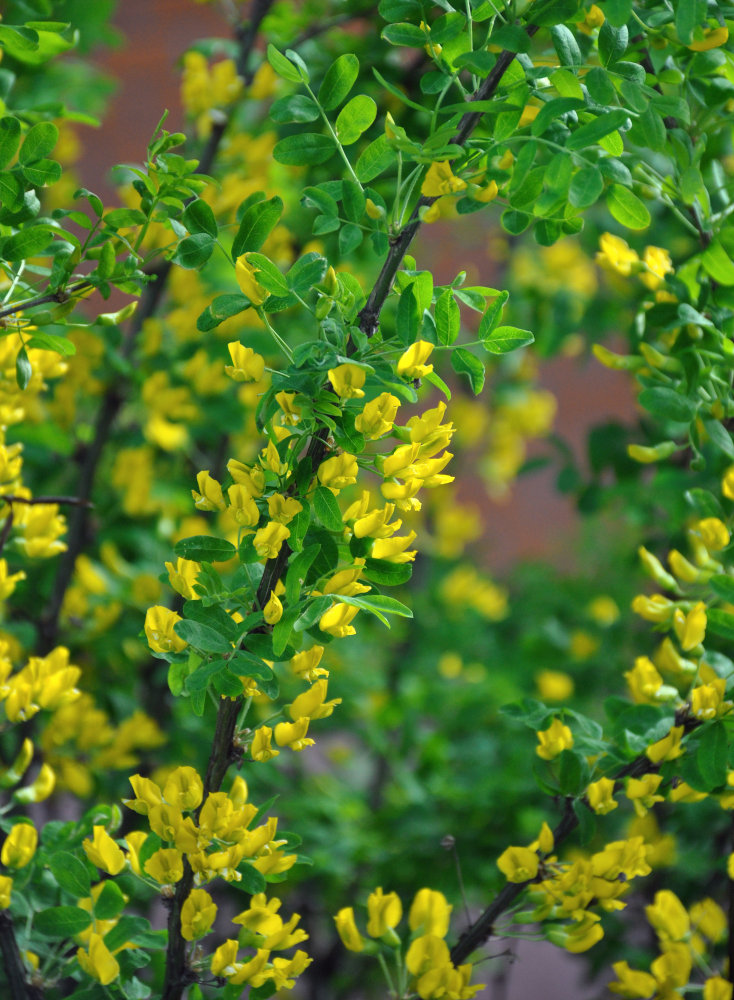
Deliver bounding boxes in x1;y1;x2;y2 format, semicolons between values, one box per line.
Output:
450;752;662;966
357;27;539;338
0;280;92;323
0;912;43;1000
0;494;92;508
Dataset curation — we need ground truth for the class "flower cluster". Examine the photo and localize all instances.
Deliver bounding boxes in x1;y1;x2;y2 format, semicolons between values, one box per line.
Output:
335;887;483;999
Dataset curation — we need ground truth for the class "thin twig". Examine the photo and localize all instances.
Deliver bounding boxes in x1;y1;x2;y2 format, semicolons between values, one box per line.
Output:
0;494;92;508
0;280;92;323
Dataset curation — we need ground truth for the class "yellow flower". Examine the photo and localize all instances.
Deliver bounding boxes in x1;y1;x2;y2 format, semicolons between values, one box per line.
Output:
535;670;574;701
496;845;538;883
355;392;401;439
319;602;359;637
235;255;269;305
640;246;673;290
371;531;417;563
253;521;290;559
596;233;639;276
587;777;618;815
688;25;729;51
673;601;707;651
228;484;260;527
409;888;452;938
694;517;730;552
225;342;266;382
421;161;467;197
251;726;280;762
397;340;434;379
646;726;685;763
0;875;12;908
263;590;283;625
366;887;402;938
267;494;302;525
165;558;201;600
535;717;573;760
564;912;603;953
191;470;226;512
645;889;689;943
474;179;498;203
328;363;366;399
691;678;728;719
181;888;217;941
609;961;657;997
163;766;204;810
334;907;365;951
76;933;120;985
317;452;358;493
82;826;126;875
289;679;341;720
625;773;664;817
290;645;328;681
274;718;315;751
1;823;37;868
144;606;187;654
704;978;733;1000
723;465;734;500
144;848;185;884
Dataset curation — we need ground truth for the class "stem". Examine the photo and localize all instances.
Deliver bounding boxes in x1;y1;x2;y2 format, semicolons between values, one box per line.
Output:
728;814;734;984
0;280;92;322
357;34;537;337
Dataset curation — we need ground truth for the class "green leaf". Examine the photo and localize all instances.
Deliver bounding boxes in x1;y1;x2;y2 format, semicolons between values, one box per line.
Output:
336;95;377;145
172;233;214;270
710;575;734;602
266;44;302;83
685;488;724;519
478;291;509;339
606;184;651;231
435;289;460;345
318;53;359;111
675;0;706;44
288;252;327;295
339;222;363;255
565;110;630;151
50;852;91;898
598;21;628;66
638;387;695;423
294;595;333;632
19;121;58;163
585;67;616;106
173;536;237;562
246;253;289;296
15;347;32;391
93;880;126;920
235;862;267;895
225;651;276;682
286;545;321;605
105;916;166;952
568;166;604;209
35;906;92;938
527;0;579;26
313;486;343;532
0;172;24;212
0;116;21;170
550;24;582;67
558;749;589;796
702;419;734;459
531;97;585;138
270;94;320;123
701;240;734;286
3;226;54;262
273;133;336;166
231;196;283;260
706;608;734;641
339;593;413;626
604;0;632;27
174;619;233;653
342;179;366;222
451;347;485;394
363;558;413;586
183;199;217;238
356;135;396;182
20;157;62;186
697;721;727;790
381;22;427;47
483;324;534;354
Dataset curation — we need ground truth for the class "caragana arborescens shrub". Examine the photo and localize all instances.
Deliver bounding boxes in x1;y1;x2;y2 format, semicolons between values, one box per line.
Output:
2;0;734;998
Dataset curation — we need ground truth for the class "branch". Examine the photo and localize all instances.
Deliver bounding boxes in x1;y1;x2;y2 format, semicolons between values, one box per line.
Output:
0;494;92;508
357;28;539;338
0;280;92;323
0;912;43;1000
450;751;663;966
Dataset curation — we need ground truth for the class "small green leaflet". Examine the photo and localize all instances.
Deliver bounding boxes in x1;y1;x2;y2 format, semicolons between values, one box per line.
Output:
232;196;283;260
313;486;343;532
451;348;485;394
606;185;651;231
318;53;359;111
483;325;534;354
